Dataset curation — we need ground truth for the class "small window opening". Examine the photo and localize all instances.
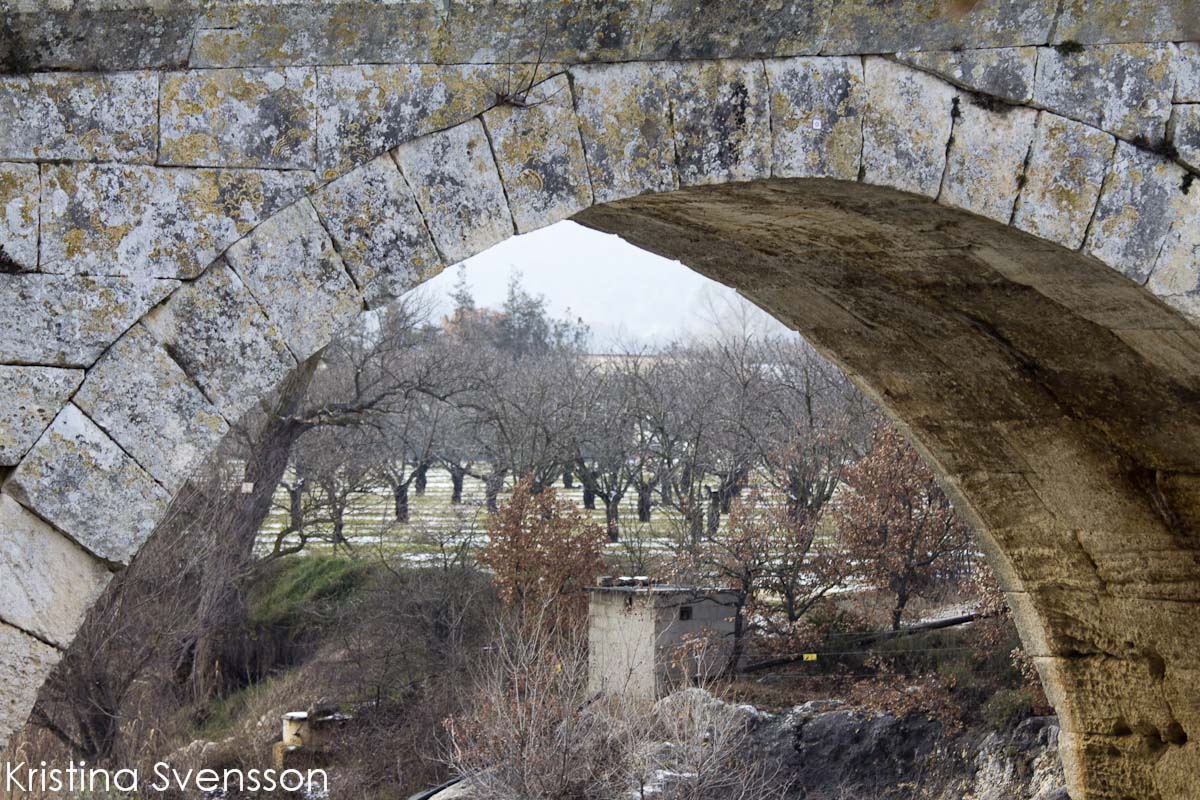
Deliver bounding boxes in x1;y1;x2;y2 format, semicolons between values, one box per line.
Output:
679;606;693;621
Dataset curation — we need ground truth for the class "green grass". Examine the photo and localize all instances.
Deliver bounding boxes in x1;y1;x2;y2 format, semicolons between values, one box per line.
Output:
248;555;370;629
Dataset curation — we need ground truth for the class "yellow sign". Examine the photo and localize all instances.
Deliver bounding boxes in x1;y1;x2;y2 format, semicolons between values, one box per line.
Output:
803;653;817;662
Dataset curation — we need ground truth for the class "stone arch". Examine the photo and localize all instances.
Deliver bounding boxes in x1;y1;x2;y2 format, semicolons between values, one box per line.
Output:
1;11;1199;799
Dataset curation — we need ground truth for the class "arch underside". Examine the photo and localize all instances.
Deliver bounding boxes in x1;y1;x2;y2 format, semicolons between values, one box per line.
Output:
0;12;1199;798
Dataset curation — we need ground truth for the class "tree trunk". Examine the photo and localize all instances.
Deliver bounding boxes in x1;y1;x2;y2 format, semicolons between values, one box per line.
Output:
706;487;721;535
394;483;410;522
605;499;620;542
562;469;574;489
582;485;596;510
637;487;652;522
449;467;465;504
414;462;429;495
485;474;503;513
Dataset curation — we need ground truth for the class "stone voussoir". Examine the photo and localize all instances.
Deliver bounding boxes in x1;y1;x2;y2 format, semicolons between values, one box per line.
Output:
39;162;316;279
482;73;593;234
141;259;297;422
391;118;514;265
224;198;363;363
569;61;678;205
0;365;83;466
312;152;443;309
0;623;61;753
1012;112;1116;251
669;60;772;187
6;403;170;565
159;67;317;170
73;323;229;493
0;493;111;648
0;162;39;271
766;55;865;182
0;273;177;367
0;71;159;163
939;96;1038;224
862;58;957;198
1084;141;1189;284
894;47;1037;106
1168;104;1200;173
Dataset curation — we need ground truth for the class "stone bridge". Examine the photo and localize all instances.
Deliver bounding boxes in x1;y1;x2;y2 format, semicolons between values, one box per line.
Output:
1;3;1198;797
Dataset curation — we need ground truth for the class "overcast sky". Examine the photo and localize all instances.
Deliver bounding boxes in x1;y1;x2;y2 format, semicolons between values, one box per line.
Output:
420;220;791;349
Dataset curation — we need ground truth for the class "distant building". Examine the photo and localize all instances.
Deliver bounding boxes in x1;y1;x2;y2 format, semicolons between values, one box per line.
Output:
587;578;737;700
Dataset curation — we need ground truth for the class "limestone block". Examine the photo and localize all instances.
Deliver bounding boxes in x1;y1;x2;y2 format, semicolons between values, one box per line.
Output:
670;61;772;187
0;71;158;163
894;47;1037;105
225;200;362;362
940;99;1037;224
0;162;39;271
1052;1;1200;45
0;274;176;367
639;0;826;60
1177;43;1200;103
39;163;316;279
1013;113;1115;250
0;493;110;647
191;3;442;68
766;56;865;181
1147;186;1200;322
392;120;513;264
315;63;545;178
6;404;170;565
0;6;196;72
1038;653;1181;742
0;366;83;465
160;68;316;170
312;154;442;308
141;261;296;422
0;623;60;753
438;1;638;64
482;75;592;234
1084;142;1187;284
1033;44;1175;144
570;62;677;204
1168;104;1200;172
73;324;228;492
820;0;1057;54
862;59;956;198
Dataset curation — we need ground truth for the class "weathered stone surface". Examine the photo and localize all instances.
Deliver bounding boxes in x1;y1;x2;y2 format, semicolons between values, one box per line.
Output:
862;58;956;198
225;199;362;362
894;47;1037;105
73;324;228;492
313;154;442;308
1084;142;1188;284
315;63;545;178
1033;44;1175;144
1053;1;1200;45
639;0;826;60
0;274;176;367
0;493;110;647
1169;104;1200;172
1178;43;1200;103
670;61;771;187
0;71;158;162
940;99;1037;224
1013;113;1116;250
141;261;296;421
1147;187;1200;319
0;366;82;465
820;0;1057;54
39;163;315;279
0;623;60;752
570;62;677;204
191;3;442;68
766;56;865;181
483;75;592;234
0;6;197;72
437;1;637;64
0;162;38;271
6;403;170;564
392;120;513;264
160;68;316;169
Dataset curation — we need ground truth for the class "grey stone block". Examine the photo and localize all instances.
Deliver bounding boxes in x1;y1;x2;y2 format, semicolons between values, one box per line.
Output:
0;366;83;465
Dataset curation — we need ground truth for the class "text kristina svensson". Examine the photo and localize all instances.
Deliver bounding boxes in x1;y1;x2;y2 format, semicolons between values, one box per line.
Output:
3;761;328;794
